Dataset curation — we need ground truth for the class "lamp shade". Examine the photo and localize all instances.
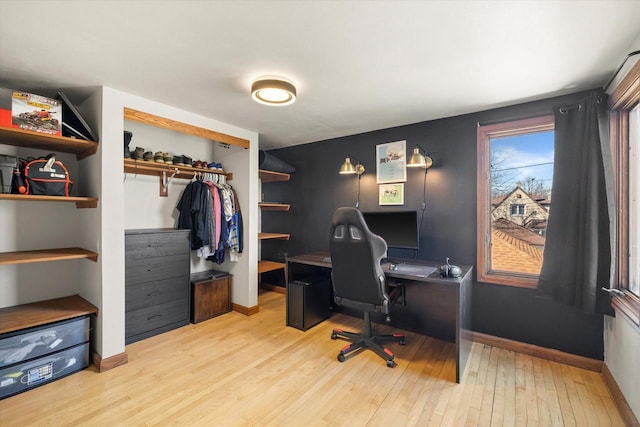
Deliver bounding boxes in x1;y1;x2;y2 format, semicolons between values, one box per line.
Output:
251;78;297;106
407;146;433;168
339;156;365;175
339;157;356;174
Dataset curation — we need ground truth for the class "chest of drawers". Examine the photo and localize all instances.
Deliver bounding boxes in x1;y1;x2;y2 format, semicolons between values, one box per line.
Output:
125;229;190;344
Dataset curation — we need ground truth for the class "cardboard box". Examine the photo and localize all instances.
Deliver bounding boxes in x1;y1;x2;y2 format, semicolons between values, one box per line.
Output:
11;91;61;136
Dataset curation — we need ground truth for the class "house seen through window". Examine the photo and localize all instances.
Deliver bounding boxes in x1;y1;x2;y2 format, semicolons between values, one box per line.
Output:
477;115;554;288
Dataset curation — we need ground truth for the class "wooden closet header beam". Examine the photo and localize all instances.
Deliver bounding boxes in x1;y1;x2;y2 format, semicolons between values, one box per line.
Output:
123;108;250;149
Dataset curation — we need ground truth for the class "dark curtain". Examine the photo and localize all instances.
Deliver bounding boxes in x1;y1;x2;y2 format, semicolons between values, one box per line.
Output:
538;91;615;315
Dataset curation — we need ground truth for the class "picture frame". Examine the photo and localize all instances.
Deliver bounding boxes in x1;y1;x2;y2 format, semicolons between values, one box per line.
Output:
379;183;404;205
376;140;407;183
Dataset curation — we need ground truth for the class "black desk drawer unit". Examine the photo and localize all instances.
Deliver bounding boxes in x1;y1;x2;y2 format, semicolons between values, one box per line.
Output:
0;317;90;399
125;229;190;344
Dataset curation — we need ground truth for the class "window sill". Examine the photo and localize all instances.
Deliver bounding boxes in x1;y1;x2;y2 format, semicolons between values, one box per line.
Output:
611;293;640;327
477;271;539;289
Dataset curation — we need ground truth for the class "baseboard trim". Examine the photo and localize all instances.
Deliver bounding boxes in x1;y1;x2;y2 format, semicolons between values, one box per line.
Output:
602;363;640;427
232;303;259;316
92;351;128;373
471;331;603;372
261;283;286;294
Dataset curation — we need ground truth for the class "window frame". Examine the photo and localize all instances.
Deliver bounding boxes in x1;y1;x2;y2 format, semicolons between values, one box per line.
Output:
477;115;554;288
609;59;640;326
510;204;525;216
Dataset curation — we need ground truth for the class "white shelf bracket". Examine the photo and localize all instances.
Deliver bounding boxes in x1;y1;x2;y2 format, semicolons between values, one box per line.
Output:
160;168;180;197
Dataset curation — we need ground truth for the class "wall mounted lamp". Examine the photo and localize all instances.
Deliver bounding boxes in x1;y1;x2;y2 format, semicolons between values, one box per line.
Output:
407;145;434;212
339;155;365;208
339;156;365;175
407;145;433;169
251;77;297;106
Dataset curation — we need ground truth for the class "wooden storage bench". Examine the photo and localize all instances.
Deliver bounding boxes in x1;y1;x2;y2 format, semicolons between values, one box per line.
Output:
190;270;232;323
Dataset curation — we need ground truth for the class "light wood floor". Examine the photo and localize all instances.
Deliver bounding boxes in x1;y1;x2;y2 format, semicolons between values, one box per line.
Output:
0;290;626;426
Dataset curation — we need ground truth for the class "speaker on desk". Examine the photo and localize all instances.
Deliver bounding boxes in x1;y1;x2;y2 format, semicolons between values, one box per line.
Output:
287;277;331;331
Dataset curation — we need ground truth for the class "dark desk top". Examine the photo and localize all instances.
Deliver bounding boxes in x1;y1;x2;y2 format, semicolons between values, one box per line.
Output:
286;251;472;284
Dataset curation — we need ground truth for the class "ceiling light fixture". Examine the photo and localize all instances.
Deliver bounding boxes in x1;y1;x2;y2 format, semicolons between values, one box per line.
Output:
251;77;297;106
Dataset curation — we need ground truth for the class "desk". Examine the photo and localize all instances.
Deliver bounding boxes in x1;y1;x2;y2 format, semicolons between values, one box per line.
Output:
286;251;473;383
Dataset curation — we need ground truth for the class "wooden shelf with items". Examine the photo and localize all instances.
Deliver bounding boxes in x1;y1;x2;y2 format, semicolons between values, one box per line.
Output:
0;247;99;265
0;125;98;160
123;158;233;197
0;122;99;267
0;125;99;207
0;193;98;208
0;294;99;335
259;202;290;211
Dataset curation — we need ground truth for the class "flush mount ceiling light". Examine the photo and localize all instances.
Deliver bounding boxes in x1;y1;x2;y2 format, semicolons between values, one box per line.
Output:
251;77;297;106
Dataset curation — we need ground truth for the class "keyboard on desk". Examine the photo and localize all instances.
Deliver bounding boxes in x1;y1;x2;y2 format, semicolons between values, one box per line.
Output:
381;262;436;278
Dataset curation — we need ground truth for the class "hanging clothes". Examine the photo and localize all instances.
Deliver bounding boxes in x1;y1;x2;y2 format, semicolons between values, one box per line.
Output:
176;174;243;264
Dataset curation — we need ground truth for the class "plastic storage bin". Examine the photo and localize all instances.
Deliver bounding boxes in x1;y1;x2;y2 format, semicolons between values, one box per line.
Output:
0;316;90;368
0;342;89;399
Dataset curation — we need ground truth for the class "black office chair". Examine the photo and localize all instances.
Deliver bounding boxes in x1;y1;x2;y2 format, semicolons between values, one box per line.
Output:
329;207;406;368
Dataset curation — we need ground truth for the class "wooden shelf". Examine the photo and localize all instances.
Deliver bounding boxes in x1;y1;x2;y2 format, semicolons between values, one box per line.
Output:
0;294;99;335
258;233;290;240
124;158;233;180
258;260;286;274
0;125;98;159
124;108;249;150
0;247;99;265
259;169;290;182
259;202;290;211
124;158;233;197
0;193;98;208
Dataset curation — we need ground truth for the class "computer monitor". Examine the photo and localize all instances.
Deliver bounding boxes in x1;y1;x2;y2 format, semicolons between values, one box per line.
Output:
361;210;419;250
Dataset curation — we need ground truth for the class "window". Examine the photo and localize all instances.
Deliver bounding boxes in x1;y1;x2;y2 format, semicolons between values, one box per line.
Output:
510;204;525;216
610;60;640;325
477;115;554;288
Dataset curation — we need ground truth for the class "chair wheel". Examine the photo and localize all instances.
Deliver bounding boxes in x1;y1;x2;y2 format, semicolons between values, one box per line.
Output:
331;333;338;340
337;354;346;362
400;338;406;346
386;360;397;368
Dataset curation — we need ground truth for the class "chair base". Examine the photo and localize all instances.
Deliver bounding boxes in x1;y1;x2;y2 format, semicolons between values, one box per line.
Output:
330;312;406;368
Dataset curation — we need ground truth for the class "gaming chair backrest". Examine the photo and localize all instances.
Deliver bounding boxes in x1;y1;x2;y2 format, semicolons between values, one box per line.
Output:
329;207;388;312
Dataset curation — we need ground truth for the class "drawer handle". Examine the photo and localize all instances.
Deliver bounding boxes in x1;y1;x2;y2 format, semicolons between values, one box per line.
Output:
147;291;161;297
147;314;162;321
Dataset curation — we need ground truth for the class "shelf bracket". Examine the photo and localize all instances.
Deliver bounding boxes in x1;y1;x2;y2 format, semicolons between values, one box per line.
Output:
160;168;180;197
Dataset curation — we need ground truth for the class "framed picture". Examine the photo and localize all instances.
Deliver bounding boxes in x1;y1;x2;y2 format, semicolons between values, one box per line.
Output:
376;140;407;183
379;183;404;205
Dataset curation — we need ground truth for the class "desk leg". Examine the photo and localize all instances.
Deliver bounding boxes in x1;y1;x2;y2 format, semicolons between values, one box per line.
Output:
456;274;473;383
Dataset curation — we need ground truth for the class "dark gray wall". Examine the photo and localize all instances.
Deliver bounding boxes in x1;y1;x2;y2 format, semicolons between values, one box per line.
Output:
262;89;604;359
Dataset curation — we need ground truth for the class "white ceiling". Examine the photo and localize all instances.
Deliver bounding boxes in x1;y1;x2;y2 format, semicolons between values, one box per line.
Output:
1;1;639;150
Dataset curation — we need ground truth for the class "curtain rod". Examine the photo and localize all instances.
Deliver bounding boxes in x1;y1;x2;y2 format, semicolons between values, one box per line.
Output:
603;50;640;91
477;112;551;128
